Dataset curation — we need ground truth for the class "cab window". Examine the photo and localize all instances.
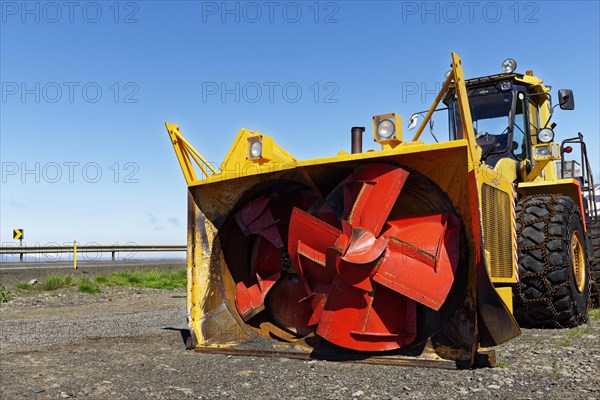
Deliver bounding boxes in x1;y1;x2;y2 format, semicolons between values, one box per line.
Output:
450;86;513;157
512;92;529;161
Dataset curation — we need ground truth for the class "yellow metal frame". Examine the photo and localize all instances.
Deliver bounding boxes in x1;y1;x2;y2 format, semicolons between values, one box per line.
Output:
495;287;513;313
165;122;218;185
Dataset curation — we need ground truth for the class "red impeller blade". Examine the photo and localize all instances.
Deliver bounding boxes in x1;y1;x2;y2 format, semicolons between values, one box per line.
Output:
317;277;417;351
343;163;409;236
288;208;340;291
266;274;326;336
332;228;388;292
373;213;462;310
235;192;318;322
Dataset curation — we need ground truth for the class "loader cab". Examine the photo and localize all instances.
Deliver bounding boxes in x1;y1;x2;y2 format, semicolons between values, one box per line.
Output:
447;79;535;168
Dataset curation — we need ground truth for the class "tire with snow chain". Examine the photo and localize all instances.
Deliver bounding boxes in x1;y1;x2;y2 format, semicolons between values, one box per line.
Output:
514;195;590;328
589;220;600;307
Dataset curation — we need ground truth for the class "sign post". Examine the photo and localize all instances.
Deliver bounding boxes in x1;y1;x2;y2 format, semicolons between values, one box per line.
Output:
13;229;24;261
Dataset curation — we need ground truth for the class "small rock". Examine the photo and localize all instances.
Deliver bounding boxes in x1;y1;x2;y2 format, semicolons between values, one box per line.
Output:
81;385;93;395
174;387;193;395
235;370;256;376
352;390;364;397
30;387;45;394
488;384;501;390
59;392;72;398
28;279;38;285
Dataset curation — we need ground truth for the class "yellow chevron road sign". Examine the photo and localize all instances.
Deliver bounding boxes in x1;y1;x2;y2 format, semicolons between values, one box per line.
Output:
13;229;24;240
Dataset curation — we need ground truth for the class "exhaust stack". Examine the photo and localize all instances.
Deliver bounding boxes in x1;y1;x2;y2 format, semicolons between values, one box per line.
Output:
351;126;365;154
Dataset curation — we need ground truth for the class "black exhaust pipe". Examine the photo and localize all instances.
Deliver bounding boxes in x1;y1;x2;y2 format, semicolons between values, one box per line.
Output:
351;127;365;154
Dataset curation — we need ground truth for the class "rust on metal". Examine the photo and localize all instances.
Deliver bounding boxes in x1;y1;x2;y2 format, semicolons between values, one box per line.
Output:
194;345;496;369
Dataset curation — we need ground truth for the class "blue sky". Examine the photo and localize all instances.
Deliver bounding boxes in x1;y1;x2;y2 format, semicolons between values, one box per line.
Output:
1;0;599;254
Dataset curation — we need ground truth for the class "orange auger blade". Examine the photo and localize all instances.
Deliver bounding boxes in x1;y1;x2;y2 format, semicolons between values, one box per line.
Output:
373;214;461;310
288;208;340;289
344;164;409;236
235;272;281;321
235;193;307;321
267;275;326;336
317;277;417;351
335;229;388;292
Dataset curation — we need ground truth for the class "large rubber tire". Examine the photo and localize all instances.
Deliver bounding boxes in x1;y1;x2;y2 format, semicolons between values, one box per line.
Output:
589;220;600;307
514;195;590;328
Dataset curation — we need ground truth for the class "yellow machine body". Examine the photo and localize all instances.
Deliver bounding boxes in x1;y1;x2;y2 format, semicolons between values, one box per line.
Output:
166;52;592;367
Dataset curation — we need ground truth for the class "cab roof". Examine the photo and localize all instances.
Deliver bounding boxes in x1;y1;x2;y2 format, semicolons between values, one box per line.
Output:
444;71;550;103
465;72;549;93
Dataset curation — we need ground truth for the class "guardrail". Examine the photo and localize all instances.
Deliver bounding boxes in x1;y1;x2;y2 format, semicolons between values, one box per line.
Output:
0;245;187;262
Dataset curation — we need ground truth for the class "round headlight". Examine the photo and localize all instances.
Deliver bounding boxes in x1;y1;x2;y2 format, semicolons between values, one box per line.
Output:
250;141;262;158
537;128;554;143
377;119;395;139
501;58;517;73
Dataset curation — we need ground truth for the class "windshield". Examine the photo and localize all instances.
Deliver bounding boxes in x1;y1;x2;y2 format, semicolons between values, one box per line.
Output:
451;86;513;157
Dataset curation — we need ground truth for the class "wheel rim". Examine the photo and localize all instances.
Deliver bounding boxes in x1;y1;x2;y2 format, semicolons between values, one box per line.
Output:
571;230;586;293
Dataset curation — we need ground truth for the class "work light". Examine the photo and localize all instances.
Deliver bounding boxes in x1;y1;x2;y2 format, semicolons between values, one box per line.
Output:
248;137;263;159
377;119;395;140
501;58;517;73
537;128;554;143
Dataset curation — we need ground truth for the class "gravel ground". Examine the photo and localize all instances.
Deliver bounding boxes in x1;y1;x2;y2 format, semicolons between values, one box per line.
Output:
1;264;599;400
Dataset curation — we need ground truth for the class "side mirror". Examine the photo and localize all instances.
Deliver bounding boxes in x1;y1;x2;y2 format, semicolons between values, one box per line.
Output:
558;89;575;110
407;114;419;130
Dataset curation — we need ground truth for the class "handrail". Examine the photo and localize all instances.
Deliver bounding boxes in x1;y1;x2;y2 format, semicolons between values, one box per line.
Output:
560;133;598;224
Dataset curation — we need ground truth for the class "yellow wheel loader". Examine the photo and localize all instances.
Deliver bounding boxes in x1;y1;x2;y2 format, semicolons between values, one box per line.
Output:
166;52;598;368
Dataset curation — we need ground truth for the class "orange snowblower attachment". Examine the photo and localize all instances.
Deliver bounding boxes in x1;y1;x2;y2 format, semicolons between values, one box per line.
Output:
167;52;520;367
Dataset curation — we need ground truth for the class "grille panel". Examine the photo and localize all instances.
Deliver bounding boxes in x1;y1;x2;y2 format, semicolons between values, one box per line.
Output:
481;184;513;279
